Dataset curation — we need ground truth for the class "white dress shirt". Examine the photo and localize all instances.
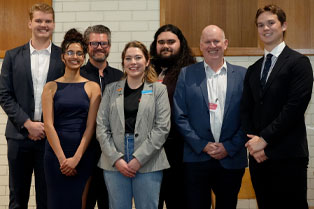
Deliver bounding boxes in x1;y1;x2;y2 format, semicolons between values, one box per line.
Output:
30;41;52;121
204;60;227;142
261;41;286;81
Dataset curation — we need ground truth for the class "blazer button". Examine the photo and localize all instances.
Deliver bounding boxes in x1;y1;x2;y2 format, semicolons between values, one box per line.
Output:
260;101;263;105
135;133;139;137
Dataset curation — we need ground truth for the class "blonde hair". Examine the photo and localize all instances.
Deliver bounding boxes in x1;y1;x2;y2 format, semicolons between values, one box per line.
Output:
121;41;157;83
29;3;54;21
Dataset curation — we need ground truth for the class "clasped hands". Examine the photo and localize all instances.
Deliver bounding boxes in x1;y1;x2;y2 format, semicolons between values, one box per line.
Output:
203;142;228;160
245;134;268;163
115;158;141;178
59;157;80;176
24;120;46;141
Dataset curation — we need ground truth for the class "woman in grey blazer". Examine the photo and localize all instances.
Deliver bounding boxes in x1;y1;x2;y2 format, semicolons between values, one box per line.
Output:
96;41;171;209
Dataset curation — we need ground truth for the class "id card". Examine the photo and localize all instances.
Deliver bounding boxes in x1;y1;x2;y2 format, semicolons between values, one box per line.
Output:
209;102;218;112
142;90;153;95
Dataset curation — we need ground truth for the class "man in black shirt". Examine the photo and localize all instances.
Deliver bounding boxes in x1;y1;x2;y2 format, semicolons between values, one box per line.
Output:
150;24;196;209
81;25;123;209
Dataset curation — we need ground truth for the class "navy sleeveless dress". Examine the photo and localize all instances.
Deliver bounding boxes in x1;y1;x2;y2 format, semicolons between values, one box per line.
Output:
44;82;94;209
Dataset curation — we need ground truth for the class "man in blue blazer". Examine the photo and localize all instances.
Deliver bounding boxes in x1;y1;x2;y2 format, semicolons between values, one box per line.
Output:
173;25;247;209
0;3;64;209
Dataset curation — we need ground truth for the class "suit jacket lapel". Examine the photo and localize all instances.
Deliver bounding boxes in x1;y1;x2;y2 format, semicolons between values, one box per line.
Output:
47;44;59;81
115;80;125;129
135;82;152;129
223;62;235;118
23;43;33;92
249;57;264;98
195;63;209;107
262;46;290;95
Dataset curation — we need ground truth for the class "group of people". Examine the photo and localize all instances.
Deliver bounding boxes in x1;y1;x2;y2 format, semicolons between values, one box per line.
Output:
0;2;312;209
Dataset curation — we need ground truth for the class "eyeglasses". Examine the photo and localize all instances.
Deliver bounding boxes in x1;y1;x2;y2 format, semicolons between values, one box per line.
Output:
89;41;109;48
65;50;84;57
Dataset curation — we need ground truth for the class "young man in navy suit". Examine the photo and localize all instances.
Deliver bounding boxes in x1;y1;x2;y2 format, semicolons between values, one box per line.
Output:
0;3;64;209
241;5;313;209
173;25;247;209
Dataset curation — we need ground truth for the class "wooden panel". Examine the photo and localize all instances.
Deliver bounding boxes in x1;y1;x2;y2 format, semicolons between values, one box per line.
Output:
161;0;314;56
0;0;52;58
238;168;255;199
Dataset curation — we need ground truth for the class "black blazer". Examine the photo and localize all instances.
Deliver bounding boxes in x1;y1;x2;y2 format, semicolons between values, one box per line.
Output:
241;46;313;160
0;42;64;140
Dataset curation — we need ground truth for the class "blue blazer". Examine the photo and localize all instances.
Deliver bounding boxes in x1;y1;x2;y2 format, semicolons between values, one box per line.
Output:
173;61;247;169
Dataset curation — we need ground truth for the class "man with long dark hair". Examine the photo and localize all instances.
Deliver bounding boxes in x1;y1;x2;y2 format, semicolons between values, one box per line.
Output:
150;24;195;209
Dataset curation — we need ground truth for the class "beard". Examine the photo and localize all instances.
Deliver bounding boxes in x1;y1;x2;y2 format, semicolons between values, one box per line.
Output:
153;52;180;69
90;50;109;63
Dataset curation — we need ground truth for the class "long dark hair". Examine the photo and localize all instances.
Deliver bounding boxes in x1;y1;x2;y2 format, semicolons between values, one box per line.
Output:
150;24;195;82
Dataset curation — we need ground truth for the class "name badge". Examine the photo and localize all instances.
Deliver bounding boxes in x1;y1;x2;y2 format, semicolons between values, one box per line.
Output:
142;90;153;95
209;102;218;112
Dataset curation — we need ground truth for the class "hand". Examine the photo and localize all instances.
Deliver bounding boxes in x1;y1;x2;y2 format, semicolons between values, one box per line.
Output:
245;134;267;155
60;157;79;176
208;143;228;160
128;158;141;173
252;149;268;163
203;142;217;153
115;158;136;178
24;120;45;140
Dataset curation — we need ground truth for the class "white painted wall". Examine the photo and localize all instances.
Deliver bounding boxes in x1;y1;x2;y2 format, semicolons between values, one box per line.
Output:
0;0;313;208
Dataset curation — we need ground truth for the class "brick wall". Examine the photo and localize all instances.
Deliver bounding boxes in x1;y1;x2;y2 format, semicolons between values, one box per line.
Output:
0;0;313;208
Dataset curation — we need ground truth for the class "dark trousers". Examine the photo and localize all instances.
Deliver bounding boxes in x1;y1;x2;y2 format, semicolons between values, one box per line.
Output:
249;156;308;209
184;159;244;209
158;164;185;209
85;141;109;209
85;166;109;209
7;138;47;209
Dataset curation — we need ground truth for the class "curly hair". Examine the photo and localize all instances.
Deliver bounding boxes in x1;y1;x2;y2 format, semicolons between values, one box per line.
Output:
61;28;88;55
150;24;195;82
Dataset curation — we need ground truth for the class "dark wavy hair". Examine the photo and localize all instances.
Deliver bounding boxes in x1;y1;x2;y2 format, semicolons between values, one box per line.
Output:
61;28;88;55
150;24;195;82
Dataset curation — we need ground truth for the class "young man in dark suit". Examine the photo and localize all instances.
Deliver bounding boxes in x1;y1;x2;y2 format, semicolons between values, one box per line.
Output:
241;4;313;209
0;3;64;209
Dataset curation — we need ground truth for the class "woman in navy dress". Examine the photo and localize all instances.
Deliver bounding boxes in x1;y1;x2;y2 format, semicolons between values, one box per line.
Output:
42;28;101;209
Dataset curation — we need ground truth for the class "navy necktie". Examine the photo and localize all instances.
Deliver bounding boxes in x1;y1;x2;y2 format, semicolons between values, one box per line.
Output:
260;53;273;88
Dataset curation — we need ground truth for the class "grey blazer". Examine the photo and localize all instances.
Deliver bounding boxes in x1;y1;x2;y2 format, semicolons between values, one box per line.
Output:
96;79;171;173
